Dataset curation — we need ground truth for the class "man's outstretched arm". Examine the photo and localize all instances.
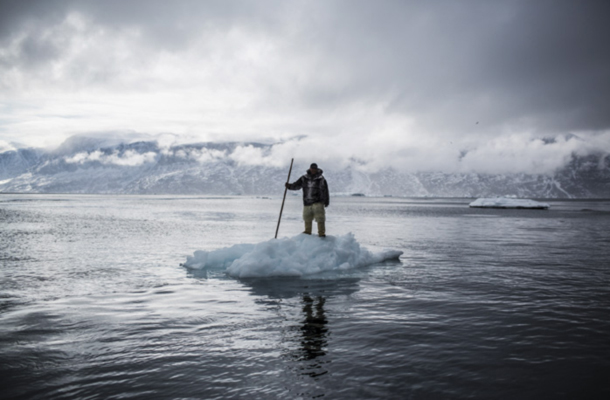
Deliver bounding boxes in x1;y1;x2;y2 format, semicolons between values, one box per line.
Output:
286;176;304;190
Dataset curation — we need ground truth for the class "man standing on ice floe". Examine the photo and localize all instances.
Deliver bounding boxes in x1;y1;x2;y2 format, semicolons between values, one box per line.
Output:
285;163;330;237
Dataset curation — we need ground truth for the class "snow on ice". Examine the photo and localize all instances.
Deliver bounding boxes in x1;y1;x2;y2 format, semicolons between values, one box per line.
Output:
469;197;550;209
183;233;403;278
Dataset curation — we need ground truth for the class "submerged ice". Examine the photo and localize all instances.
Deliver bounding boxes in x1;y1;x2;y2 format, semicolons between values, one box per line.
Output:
469;197;550;209
183;233;403;278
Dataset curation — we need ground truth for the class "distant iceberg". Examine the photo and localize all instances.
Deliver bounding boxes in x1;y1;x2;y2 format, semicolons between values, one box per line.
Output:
183;233;403;278
469;197;550;209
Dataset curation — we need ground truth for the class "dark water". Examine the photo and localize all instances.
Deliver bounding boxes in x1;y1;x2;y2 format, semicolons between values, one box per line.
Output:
1;194;609;399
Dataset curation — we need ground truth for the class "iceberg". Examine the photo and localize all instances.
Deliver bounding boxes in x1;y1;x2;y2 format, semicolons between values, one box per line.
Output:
469;197;550;209
183;233;403;278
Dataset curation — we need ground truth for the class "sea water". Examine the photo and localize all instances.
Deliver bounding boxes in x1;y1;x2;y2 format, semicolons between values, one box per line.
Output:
1;194;609;399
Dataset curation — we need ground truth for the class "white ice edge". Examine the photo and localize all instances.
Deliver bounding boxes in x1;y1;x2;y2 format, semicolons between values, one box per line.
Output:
183;233;403;278
469;197;550;209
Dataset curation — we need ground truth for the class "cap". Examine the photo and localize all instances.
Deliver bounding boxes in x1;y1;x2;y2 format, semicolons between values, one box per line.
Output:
310;163;318;169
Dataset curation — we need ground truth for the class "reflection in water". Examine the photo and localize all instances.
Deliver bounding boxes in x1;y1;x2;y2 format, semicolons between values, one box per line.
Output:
241;277;362;382
296;295;329;377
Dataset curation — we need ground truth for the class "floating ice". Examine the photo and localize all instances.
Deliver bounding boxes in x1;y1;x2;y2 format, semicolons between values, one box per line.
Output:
469;197;550;209
183;233;403;278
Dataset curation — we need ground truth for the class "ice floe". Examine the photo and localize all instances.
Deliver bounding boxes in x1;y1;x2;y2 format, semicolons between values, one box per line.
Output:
183;233;403;278
469;197;550;209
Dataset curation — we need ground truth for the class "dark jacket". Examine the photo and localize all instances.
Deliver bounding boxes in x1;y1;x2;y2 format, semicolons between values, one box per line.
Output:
287;169;330;207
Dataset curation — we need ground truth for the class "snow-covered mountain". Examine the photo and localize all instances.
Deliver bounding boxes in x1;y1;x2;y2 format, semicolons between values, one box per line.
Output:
1;136;609;198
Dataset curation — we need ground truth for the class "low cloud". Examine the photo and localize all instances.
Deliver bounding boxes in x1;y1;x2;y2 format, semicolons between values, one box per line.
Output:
0;140;17;153
227;130;610;175
168;147;226;164
65;149;157;166
52;127;610;175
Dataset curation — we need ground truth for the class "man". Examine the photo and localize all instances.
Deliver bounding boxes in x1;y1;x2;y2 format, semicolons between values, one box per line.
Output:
285;163;330;237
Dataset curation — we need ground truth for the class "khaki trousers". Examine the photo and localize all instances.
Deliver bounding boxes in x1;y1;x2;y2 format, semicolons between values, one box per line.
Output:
303;202;326;236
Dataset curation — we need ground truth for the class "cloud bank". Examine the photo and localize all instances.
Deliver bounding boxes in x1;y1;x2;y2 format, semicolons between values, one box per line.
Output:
65;149;157;166
1;0;609;174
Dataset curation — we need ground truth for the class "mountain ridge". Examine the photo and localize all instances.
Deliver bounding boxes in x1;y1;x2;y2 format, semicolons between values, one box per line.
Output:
1;137;609;198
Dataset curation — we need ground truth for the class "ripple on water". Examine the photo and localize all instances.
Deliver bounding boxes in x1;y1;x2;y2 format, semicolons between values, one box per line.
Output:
1;196;610;399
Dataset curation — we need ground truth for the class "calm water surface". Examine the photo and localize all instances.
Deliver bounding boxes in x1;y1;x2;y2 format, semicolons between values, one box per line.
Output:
1;194;609;399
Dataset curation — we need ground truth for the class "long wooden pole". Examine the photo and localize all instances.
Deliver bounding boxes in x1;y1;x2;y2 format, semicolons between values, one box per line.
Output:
275;158;294;239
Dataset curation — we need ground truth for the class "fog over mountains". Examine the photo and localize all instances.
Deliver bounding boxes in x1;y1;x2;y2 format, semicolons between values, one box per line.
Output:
1;135;609;198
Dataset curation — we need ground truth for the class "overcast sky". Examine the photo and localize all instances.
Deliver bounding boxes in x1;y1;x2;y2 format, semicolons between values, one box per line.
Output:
1;0;609;173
